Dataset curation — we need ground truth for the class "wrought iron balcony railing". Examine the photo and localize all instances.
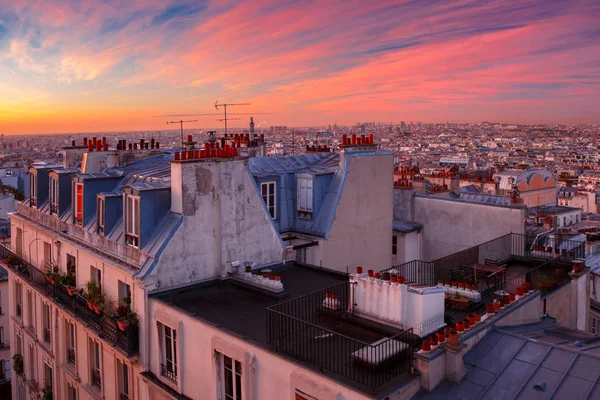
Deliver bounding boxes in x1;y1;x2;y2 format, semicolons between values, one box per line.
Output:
160;364;177;382
1;245;139;356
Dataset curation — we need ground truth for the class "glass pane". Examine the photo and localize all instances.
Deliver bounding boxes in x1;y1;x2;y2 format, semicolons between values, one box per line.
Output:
224;355;232;370
262;184;267;196
224;366;233;396
235;361;242;400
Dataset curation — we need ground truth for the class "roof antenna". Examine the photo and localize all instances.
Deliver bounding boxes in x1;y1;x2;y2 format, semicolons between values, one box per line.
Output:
167;119;198;149
215;100;250;135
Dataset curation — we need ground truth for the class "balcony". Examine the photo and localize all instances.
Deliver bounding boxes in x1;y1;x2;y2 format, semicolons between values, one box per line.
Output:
1;245;139;356
160;364;177;383
266;282;416;393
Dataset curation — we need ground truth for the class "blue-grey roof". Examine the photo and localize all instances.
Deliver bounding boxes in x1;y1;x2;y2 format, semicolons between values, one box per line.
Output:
393;218;422;233
460;185;481;194
248;153;339;177
415;318;600;400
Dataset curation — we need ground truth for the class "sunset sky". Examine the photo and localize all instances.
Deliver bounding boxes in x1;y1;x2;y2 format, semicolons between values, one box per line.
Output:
1;0;599;134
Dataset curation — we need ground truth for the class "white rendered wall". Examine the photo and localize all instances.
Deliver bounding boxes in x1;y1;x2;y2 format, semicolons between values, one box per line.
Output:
350;274;445;334
413;197;526;261
147;159;287;291
322;152;394;273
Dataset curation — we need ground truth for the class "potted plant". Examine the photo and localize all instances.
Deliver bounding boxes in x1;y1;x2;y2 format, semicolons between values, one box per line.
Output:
45;271;58;285
12;354;23;374
42;386;53;400
92;293;105;315
451;292;469;310
85;280;101;311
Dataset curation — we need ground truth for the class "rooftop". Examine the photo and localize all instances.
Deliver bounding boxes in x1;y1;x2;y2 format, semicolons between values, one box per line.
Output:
152;263;417;395
152;263;348;344
416;318;600;400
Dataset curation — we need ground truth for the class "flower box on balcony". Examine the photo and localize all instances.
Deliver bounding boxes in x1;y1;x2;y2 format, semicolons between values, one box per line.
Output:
451;295;469;310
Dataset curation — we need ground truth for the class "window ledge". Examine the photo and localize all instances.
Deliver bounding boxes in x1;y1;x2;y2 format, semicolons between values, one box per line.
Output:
82;384;104;400
140;371;193;400
61;361;80;382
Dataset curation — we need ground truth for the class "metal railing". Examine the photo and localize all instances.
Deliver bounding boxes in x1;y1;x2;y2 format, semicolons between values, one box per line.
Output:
1;245;139;356
380;260;436;286
381;233;584;289
161;364;177;382
266;282;415;392
411;312;445;337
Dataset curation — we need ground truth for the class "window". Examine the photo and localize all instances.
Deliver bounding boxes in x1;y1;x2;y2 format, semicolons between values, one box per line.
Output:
18;381;25;400
124;195;140;248
89;338;101;389
67;254;76;282
593;317;597;334
16;227;23;256
90;266;101;292
392;235;398;256
44;362;53;392
16;331;23;355
0;358;6;381
117;359;130;399
74;183;83;225
217;353;242;400
66;321;76;365
30;173;37;207
29;342;36;381
67;382;77;400
15;281;22;317
296;248;307;264
0;327;3;347
159;323;177;382
97;197;105;234
27;290;34;329
49;177;58;214
43;242;52;271
43;303;51;344
118;281;131;307
261;182;276;219
297;175;313;220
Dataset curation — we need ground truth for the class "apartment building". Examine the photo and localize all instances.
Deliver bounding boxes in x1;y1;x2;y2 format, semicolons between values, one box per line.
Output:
0;266;10;397
3;134;403;400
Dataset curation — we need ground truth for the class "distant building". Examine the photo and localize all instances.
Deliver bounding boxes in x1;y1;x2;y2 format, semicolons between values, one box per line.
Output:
493;169;557;207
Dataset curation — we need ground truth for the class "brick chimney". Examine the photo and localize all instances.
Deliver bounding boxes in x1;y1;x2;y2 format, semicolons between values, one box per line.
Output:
450;174;460;197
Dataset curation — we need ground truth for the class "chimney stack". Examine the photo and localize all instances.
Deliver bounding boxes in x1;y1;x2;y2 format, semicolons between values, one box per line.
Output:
450;174;460;197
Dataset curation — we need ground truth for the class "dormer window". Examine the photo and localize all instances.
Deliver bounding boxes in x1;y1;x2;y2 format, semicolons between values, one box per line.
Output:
97;197;105;235
124;194;140;248
297;174;313;220
30;173;37;207
74;183;83;225
261;182;276;219
49;177;58;215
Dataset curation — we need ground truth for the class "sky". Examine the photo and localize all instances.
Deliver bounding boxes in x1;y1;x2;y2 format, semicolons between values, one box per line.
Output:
0;0;599;134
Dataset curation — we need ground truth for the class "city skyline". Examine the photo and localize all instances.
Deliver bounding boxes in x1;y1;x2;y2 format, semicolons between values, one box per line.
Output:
1;0;599;135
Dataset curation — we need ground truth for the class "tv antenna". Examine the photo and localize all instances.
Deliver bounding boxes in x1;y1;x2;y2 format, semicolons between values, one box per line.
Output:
215;101;250;135
167;119;198;149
